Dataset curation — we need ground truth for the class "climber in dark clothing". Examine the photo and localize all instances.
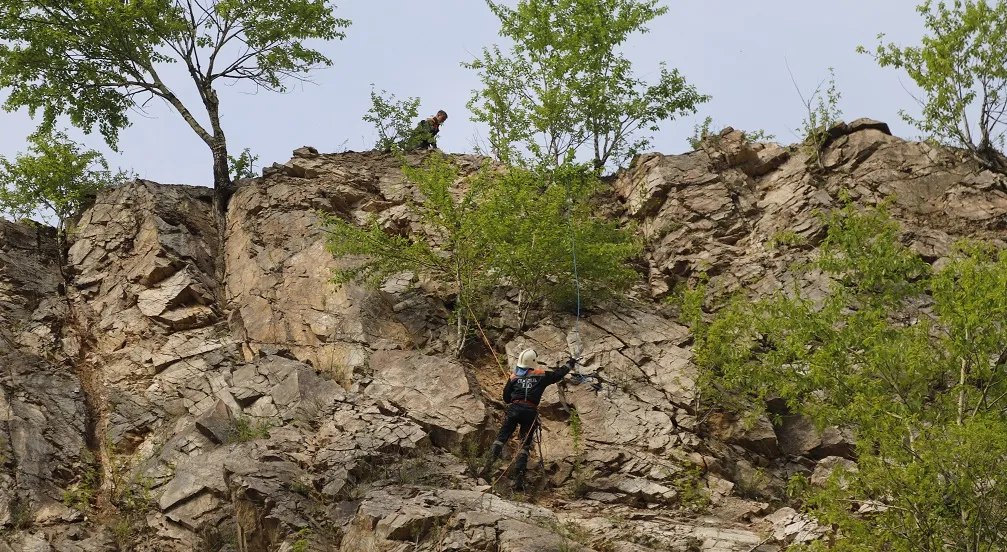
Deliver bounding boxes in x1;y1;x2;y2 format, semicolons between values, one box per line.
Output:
404;110;448;151
480;349;575;490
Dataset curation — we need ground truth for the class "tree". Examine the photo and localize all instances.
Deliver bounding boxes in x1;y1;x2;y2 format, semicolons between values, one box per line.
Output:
688;203;1007;551
477;162;640;326
323;154;640;353
0;130;127;256
229;148;259;180
858;0;1007;171
464;0;708;171
362;87;421;153
0;0;350;209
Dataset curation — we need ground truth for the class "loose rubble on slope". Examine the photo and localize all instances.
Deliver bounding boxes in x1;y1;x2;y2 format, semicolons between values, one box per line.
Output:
0;121;1003;550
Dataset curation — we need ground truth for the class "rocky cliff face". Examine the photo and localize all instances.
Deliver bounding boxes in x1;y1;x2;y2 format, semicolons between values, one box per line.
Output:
0;121;1004;551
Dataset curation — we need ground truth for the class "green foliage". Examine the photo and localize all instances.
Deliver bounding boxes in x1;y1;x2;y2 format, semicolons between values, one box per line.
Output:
228;148;260;180
0;0;350;188
0;129;124;234
567;408;594;498
687;116;775;150
324;155;640;347
291;529;312;552
477;163;641;316
789;67;843;166
568;408;584;454
671;466;711;513
63;449;101;511
110;517;137;550
227;417;272;443
465;0;708;170
695;202;1007;550
859;0;1007;170
362;87;421;153
8;495;33;530
767;229;807;249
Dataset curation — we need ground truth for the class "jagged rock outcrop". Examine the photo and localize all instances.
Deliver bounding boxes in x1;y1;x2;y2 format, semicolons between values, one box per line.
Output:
1;120;1006;550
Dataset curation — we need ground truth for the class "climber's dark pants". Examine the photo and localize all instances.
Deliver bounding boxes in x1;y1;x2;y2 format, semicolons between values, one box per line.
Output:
488;403;538;476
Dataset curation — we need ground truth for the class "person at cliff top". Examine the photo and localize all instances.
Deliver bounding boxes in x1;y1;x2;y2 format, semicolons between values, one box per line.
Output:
403;110;448;151
479;349;575;491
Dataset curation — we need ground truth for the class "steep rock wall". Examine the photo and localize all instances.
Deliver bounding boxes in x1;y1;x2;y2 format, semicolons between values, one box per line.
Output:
0;121;1004;550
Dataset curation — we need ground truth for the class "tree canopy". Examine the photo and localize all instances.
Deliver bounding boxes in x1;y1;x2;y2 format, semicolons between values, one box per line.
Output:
859;0;1007;171
0;0;350;195
465;0;707;171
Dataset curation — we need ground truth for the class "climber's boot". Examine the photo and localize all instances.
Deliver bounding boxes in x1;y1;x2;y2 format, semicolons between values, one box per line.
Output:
512;450;530;491
479;441;503;480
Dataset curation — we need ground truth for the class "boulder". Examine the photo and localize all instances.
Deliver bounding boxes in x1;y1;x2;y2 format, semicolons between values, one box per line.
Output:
363;351;487;447
810;456;858;488
776;416;855;459
707;412;781;458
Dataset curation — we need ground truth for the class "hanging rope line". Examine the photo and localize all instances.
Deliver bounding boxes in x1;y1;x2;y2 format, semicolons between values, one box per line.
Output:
564;173;584;379
467;304;509;379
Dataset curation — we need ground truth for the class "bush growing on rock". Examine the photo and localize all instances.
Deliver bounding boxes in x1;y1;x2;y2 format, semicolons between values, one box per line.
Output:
362;86;422;153
690;202;1007;550
323;154;640;350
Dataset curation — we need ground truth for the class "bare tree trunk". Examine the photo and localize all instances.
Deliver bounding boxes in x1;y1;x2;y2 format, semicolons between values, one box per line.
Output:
958;355;967;426
204;89;233;311
205;88;233;211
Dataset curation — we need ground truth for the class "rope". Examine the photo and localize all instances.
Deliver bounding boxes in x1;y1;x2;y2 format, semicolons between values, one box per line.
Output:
564;173;584;378
534;418;546;492
481;415;541;493
467;304;509;378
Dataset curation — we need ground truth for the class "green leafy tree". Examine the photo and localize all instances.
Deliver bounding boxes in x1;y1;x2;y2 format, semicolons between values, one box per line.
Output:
0;130;127;253
464;0;708;171
228;148;259;180
0;0;350;207
324;155;640;352
475;162;640;326
690;203;1007;551
362;87;422;153
858;0;1007;171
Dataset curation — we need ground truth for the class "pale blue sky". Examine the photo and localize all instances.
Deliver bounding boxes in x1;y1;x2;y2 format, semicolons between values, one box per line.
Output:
0;1;926;187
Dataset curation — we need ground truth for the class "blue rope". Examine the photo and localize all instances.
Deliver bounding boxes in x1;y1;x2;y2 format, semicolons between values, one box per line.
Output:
564;173;583;379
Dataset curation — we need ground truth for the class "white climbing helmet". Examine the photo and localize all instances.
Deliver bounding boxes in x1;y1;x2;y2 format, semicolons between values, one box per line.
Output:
516;349;538;369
